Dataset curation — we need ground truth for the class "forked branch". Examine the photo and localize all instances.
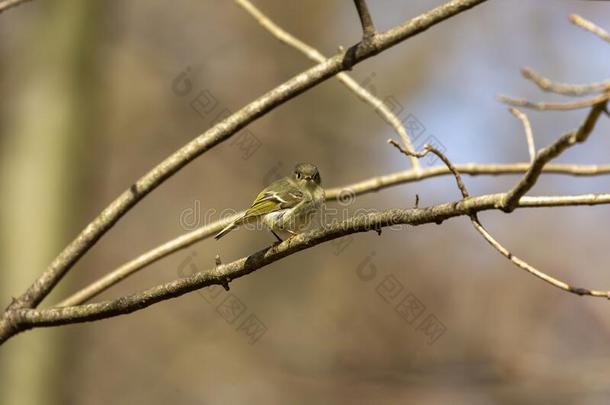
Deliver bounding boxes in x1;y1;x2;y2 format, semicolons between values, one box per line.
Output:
389;136;610;301
5;0;488;314
353;0;377;40
234;0;420;169
502;102;607;212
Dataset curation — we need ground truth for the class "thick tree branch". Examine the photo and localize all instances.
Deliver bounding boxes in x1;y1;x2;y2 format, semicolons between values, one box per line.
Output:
3;190;610;344
58;161;610;307
8;0;488;312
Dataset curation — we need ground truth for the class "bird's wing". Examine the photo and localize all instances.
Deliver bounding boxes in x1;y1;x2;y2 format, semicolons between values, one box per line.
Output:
242;178;304;220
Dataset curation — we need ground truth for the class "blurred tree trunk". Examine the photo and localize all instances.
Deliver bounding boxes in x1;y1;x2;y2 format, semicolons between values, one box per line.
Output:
0;1;103;404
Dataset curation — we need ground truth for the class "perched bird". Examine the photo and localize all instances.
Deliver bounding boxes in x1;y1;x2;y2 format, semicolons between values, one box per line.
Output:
215;163;325;241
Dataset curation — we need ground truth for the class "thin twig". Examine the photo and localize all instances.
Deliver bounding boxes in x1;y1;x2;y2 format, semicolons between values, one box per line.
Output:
8;0;487;312
234;0;420;170
353;0;377;39
59;160;610;306
324;162;610;199
388;139;469;197
509;107;535;162
502;102;607;212
570;14;610;43
498;92;610;111
521;67;610;97
470;219;610;298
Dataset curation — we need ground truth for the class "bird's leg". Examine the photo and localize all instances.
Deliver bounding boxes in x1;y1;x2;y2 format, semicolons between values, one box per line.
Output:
270;230;283;243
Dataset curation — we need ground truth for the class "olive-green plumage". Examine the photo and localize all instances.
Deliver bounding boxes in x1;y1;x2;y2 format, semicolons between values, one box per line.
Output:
215;163;325;240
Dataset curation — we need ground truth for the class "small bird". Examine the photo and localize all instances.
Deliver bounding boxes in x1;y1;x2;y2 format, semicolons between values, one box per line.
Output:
215;163;325;241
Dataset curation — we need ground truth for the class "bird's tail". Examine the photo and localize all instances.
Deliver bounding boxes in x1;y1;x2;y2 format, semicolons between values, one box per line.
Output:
214;222;237;240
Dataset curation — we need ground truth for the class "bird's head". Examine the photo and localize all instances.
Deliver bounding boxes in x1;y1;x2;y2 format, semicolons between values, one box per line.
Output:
293;163;321;186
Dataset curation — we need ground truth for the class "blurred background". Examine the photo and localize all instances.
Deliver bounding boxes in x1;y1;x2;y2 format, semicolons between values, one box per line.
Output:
1;0;610;404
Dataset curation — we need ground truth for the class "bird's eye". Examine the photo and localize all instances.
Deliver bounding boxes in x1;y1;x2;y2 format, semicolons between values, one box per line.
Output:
295;172;301;179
